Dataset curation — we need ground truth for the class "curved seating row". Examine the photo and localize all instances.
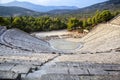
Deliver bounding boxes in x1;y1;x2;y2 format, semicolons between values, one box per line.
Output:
0;29;56;53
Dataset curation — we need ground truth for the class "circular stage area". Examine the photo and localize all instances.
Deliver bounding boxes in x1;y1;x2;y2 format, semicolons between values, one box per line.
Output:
49;39;82;51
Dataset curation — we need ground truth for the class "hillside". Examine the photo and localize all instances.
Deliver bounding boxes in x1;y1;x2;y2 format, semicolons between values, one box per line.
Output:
48;0;120;17
1;1;78;12
73;0;120;14
0;6;40;16
0;0;119;17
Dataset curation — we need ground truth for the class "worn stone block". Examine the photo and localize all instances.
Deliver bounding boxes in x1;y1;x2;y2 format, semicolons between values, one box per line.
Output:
11;65;32;74
40;74;80;80
67;62;80;68
0;70;21;79
46;68;69;74
0;63;15;71
88;68;109;75
69;68;89;76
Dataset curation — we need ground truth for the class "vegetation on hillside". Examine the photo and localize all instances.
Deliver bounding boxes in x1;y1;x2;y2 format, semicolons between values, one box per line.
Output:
0;10;119;33
67;10;118;32
47;0;120;18
0;16;67;32
0;0;120;18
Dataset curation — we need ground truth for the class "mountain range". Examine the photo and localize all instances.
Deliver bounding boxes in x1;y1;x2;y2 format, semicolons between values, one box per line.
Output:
0;0;120;17
0;6;40;16
1;1;78;12
47;0;120;15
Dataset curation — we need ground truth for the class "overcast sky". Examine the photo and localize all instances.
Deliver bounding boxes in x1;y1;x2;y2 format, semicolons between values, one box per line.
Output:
0;0;108;8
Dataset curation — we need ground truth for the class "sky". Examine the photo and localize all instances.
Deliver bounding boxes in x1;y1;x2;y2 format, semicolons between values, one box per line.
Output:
0;0;108;8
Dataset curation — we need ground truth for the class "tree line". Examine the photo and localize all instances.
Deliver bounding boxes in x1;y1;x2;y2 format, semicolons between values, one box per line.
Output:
0;16;67;32
0;10;119;33
67;10;119;32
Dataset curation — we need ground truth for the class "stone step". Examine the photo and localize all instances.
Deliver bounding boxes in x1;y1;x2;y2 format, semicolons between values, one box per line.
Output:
11;64;32;74
88;68;109;76
0;63;15;71
69;68;89;76
40;74;120;80
44;68;69;74
0;70;21;80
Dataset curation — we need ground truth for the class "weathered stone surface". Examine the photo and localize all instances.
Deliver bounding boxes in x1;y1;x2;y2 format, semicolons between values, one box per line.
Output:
108;71;120;75
0;70;21;79
3;29;55;53
11;65;32;74
69;68;89;76
46;68;69;74
21;74;27;80
55;62;68;67
40;74;80;80
40;74;120;80
79;76;120;80
103;65;120;71
67;62;80;68
0;63;15;71
88;68;109;75
14;61;42;66
110;14;120;25
56;53;120;64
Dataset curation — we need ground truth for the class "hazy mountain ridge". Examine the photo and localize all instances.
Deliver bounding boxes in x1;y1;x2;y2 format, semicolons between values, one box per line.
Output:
48;0;120;15
0;6;40;16
1;1;78;12
0;0;119;17
74;0;120;13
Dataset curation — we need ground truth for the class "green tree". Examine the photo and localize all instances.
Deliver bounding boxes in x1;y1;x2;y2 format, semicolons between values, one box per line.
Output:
99;10;113;22
91;11;101;25
95;11;101;23
67;18;79;31
12;17;22;27
0;16;5;26
82;20;88;29
87;18;92;26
